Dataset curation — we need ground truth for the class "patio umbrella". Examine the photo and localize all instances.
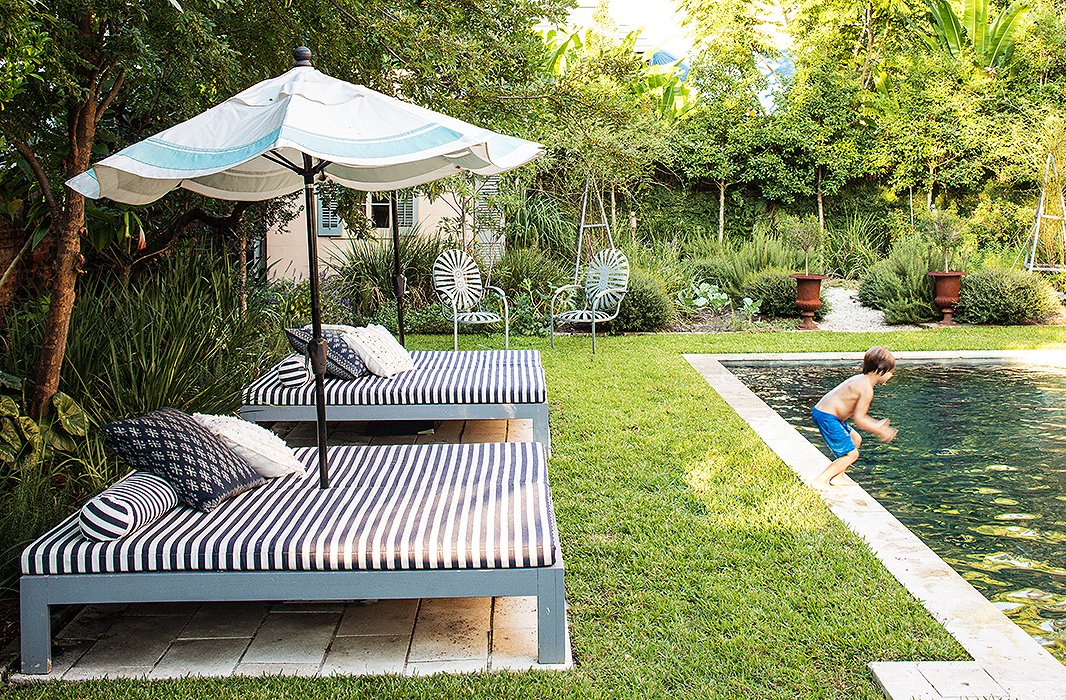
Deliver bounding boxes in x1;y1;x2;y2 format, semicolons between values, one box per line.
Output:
67;46;543;488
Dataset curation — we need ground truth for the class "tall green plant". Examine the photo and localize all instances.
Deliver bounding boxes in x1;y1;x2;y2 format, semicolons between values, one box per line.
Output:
921;0;1030;71
21;248;283;422
328;227;451;316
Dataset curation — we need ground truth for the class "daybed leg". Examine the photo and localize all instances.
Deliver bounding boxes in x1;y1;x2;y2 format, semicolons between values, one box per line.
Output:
20;577;52;674
536;566;566;664
532;404;551;453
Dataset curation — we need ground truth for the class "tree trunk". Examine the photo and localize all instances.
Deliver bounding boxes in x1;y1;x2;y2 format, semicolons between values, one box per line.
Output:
927;164;936;208
29;102;96;419
610;185;616;238
717;179;727;243
817;167;825;234
238;227;248;314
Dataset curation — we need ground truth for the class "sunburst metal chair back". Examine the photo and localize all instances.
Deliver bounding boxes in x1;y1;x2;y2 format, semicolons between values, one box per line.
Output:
432;248;509;350
550;248;629;353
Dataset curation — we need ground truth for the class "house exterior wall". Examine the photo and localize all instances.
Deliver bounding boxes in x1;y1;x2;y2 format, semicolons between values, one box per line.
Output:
266;195;462;281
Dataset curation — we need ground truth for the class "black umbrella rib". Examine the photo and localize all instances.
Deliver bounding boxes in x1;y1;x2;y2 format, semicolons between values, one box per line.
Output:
264;151;333;177
263;150;302;173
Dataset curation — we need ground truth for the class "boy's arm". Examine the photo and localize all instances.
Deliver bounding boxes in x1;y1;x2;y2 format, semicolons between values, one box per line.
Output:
850;384;890;435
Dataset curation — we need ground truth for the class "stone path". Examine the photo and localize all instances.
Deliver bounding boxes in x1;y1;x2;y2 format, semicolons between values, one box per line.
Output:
819;284;915;332
10;418;572;684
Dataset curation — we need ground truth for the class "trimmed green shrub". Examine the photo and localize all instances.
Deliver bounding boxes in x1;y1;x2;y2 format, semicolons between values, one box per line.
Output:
858;236;940;324
687;255;734;291
694;233;805;300
956;268;1062;324
742;267;798;318
614;270;676;333
740;267;829;319
619;240;688;297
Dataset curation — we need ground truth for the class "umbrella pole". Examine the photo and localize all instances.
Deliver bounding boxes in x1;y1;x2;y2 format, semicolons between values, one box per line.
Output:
302;154;330;488
390;192;406;346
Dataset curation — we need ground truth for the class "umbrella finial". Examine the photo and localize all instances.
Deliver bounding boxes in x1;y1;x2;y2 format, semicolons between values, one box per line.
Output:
293;46;312;67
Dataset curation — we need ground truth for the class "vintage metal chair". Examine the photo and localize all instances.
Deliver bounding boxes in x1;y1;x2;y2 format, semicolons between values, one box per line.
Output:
550;248;629;353
432;248;509;350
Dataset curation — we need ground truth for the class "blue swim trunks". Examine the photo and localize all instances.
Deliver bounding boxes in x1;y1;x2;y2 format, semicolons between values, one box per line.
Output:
811;407;857;458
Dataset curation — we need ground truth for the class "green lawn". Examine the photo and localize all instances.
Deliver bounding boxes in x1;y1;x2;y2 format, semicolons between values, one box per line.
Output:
11;326;1066;699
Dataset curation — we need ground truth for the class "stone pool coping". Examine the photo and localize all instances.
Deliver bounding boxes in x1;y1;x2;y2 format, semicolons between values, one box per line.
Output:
685;351;1066;700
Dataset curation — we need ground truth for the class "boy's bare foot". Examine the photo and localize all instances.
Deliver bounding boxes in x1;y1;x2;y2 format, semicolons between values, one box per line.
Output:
811;480;832;491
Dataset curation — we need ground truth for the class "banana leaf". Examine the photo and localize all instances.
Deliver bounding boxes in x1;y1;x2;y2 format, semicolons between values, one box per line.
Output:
927;0;966;58
963;0;988;61
985;2;1030;68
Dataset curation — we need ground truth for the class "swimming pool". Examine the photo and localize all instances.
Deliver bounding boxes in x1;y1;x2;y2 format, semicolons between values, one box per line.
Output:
727;360;1066;661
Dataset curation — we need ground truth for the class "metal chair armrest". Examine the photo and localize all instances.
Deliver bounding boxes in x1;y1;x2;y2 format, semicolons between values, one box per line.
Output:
551;284;583;305
592;286;628;303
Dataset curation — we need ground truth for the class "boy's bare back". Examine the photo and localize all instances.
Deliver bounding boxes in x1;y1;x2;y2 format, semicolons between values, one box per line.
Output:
814;374;873;422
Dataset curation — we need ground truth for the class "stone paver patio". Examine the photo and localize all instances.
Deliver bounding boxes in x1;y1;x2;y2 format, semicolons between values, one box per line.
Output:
10;418;573;683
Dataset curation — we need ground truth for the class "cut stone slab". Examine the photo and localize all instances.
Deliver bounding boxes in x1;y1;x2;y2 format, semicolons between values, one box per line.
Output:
506;420;534;443
179;602;269;639
148;638;250;680
490;626;539;672
233;662;320;677
70;614;185;673
320;635;408;676
63;665;153;681
337;599;418;637
8;641;92;683
241;612;339;665
461;420;508;443
870;663;941;699
492;596;538;630
408;597;491;663
406;659;486;676
55;604;127;642
918;662;1006;698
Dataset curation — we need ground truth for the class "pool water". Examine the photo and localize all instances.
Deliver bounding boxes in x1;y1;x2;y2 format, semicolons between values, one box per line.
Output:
728;362;1066;660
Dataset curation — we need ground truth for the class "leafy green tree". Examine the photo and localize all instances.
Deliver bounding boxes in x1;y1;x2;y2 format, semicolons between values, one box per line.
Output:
0;0;567;418
675;71;764;241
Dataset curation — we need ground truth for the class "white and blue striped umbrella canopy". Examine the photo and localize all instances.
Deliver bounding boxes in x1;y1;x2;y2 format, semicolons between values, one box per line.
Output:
66;63;543;204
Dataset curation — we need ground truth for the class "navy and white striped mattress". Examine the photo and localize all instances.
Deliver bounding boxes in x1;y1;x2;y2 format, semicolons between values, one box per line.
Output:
22;442;555;575
242;350;546;407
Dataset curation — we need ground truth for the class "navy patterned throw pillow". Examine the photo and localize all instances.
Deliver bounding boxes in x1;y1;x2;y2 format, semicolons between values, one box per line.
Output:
101;408;265;513
285;328;368;380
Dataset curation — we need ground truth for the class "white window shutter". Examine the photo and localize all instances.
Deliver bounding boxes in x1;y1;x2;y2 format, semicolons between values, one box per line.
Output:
398;195;416;229
317;189;343;237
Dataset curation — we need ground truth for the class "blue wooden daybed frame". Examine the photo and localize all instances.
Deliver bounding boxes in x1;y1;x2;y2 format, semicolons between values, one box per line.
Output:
20;554;566;674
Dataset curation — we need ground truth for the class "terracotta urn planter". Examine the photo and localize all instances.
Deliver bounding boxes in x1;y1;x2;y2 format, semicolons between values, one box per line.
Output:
928;271;965;325
791;273;827;330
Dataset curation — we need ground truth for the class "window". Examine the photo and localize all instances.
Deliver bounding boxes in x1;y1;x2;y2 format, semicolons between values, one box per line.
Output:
369;193;417;232
317;185;343;237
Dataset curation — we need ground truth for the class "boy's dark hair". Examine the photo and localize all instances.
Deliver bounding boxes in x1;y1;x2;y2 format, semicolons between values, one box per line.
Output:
863;346;896;375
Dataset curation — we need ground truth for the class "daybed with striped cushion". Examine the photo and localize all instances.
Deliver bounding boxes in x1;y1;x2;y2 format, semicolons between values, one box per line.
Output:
19;442;565;673
241;349;550;447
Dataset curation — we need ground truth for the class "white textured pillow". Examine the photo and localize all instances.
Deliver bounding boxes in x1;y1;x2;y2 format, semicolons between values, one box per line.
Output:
192;413;305;478
341;325;414;378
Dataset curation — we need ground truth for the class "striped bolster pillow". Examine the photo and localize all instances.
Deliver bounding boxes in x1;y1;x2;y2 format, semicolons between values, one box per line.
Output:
277;355;312;387
79;472;180;541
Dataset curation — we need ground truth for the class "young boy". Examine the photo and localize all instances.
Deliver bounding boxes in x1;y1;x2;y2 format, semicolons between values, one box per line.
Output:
810;346;898;489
